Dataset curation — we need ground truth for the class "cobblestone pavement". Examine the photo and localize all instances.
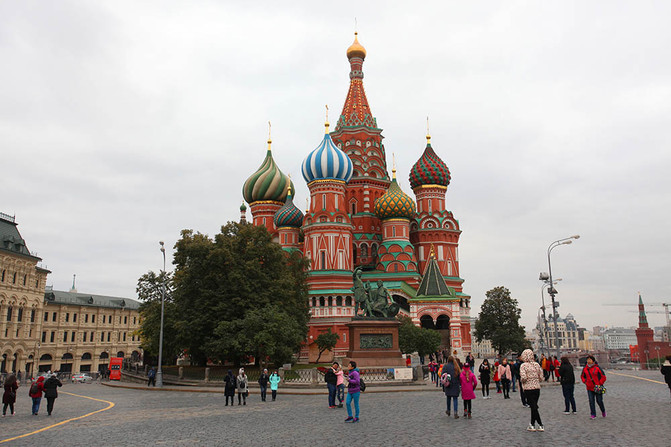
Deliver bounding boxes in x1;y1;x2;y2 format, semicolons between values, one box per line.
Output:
0;370;668;446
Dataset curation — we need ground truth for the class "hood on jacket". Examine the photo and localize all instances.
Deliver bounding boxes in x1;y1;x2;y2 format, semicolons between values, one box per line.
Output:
36;376;45;383
521;349;535;363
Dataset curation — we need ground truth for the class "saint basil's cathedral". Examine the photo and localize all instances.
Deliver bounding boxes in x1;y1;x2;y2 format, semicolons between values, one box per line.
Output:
241;33;472;362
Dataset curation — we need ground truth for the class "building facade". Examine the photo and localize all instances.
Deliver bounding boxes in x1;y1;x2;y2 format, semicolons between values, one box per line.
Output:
242;34;471;362
0;212;142;377
636;295;671;369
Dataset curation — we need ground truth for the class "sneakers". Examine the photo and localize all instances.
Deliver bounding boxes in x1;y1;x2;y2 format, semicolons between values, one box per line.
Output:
590;415;596;420
329;406;337;409
572;411;577;415
344;416;353;422
536;425;544;432
527;424;536;432
467;413;472;419
338;404;343;408
445;410;450;416
563;411;570;415
352;417;359;423
602;411;606;418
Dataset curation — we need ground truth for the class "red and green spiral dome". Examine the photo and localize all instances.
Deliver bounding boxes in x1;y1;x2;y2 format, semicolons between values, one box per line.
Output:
408;142;451;189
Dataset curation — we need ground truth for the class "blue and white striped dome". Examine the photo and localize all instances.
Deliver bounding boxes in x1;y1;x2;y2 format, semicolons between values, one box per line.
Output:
301;132;353;184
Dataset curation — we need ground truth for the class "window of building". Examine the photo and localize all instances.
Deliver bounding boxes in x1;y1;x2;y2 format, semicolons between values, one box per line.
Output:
73;313;77;323
30;309;35;322
52;312;57;322
119;316;122;324
123;332;127;341
101;332;105;342
91;331;95;341
92;314;95;323
44;312;48;322
83;332;87;342
85;314;89;323
107;332;110;342
322;194;326;210
42;332;46;343
23;274;26;286
35;280;38;288
132;335;135;341
50;331;55;343
320;251;326;270
12;272;16;283
71;331;76;342
65;313;69;322
17;307;23;322
63;331;68;342
361;244;368;259
124;316;127;325
319;297;325;307
133;317;136;325
6;307;12;321
0;270;4;281
102;315;106;324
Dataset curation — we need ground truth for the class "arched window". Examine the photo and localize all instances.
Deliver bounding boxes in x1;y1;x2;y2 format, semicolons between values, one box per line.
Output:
361;244;368;259
345;297;352;306
420;315;435;329
81;353;92;360
371;244;377;260
328;297;333;307
319;297;325;307
352;244;358;264
436;314;450;330
336;296;343;306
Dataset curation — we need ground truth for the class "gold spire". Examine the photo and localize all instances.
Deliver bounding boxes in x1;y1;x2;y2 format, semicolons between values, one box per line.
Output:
267;121;272;151
429;243;436;259
287;174;292;196
392;153;397;179
325;105;330;134
426;116;431;145
347;31;367;59
305;197;309;213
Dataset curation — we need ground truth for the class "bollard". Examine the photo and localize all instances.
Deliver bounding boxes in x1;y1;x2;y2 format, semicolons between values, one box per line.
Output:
179;366;184;380
278;367;285;383
311;368;319;385
204;368;210;382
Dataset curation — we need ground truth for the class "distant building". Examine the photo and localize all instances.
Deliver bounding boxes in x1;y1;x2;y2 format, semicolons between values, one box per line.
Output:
602;327;637;350
535;312;587;353
635;295;671;369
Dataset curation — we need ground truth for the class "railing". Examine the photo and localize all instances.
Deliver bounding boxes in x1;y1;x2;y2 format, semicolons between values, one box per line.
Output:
283;368;313;384
0;212;15;222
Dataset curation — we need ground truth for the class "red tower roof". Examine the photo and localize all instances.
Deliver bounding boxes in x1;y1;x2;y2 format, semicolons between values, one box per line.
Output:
336;32;377;130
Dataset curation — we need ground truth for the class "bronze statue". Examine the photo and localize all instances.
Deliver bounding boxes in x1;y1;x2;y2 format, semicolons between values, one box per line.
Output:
351;270;400;319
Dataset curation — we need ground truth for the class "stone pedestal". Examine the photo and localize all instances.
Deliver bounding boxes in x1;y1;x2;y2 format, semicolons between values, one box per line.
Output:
344;319;405;367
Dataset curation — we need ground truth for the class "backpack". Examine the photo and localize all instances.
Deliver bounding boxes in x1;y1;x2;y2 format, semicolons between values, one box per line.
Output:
29;382;39;395
359;377;366;392
440;373;451;387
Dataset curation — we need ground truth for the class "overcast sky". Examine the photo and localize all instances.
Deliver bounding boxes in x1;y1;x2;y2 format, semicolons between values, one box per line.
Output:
3;1;670;331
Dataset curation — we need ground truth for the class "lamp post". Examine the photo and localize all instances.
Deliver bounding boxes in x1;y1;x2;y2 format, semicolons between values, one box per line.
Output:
655;346;660;367
36;342;41;375
543;235;580;360
156;241;166;388
540;279;561;357
643;349;649;369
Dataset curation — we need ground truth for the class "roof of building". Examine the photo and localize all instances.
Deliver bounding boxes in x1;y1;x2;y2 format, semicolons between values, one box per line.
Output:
374;171;416;220
0;213;41;261
409;137;451;190
44;287;140;310
274;186;304;228
336;33;377;130
301;124;353;184
416;250;456;298
242;138;293;204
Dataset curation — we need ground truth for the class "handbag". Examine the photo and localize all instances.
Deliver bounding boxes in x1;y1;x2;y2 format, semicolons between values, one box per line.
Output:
593;384;606;394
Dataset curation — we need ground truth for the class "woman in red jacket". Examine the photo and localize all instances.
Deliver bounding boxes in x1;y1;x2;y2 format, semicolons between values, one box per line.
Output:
580;355;607;419
29;376;46;415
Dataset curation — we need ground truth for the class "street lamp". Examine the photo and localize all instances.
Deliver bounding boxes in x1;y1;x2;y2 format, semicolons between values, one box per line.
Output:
35;342;41;376
644;349;649;369
541;235;580;360
156;241;166;388
655;346;660;367
540;279;562;357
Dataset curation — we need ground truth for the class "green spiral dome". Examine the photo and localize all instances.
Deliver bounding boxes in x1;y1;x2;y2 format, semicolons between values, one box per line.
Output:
243;149;293;204
374;177;416;220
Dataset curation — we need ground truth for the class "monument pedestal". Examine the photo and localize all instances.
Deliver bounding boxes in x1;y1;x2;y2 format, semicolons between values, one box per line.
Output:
344;319;405;367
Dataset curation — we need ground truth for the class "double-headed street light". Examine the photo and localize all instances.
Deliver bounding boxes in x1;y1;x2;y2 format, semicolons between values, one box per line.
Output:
157;241;166;388
540;235;580;360
540;278;562;357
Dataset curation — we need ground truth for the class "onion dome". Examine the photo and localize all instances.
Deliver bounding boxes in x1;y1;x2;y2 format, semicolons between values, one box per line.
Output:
347;32;366;60
274;185;304;228
240;202;247;212
301;122;353;184
408;134;451;189
243;137;293;204
375;168;416;220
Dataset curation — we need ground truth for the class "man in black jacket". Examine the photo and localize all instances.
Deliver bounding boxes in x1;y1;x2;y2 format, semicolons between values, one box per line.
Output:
325;364;338;409
43;374;63;416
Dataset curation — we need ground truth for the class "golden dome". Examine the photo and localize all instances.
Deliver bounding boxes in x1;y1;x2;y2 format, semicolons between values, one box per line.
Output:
347;32;366;59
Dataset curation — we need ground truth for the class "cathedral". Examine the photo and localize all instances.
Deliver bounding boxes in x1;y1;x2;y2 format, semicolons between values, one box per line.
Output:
242;33;471;362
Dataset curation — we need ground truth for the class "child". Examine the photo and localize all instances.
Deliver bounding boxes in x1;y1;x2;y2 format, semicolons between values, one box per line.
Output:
460;363;478;419
493;361;501;393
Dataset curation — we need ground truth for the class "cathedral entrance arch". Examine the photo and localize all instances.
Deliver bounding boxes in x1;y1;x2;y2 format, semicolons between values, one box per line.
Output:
436;314;451;350
420;315;435;329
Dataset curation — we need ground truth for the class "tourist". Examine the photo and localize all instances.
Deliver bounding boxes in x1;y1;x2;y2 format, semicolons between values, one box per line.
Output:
498;358;512;399
478;359;491;399
519;348;544;432
661;355;671;400
558;357;577;414
325;363;338;408
258;368;269;402
442;355;461;418
237;368;248;406
553;356;561;381
580;355;607;419
428;360;438;386
460;362;477;419
147;367;156;387
223;370;236;406
493;360;501;393
43;373;62;416
29;376;45;415
540;354;549;381
465;353;475;369
269;370;280;401
405;355;412;368
344;361;360;423
516;355;529;407
334;363;345;408
2;374;18;416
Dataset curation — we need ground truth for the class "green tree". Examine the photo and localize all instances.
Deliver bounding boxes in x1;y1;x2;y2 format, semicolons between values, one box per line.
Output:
314;329;340;363
136;270;181;365
171;222;310;366
398;316;441;357
474;286;528;355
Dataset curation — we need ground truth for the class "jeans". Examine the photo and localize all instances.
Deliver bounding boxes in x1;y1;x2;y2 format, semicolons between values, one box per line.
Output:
562;383;576;412
519;379;528;405
524;389;542;426
327;383;337;407
463;399;472;414
271;390;277;401
2;403;14;415
446;395;458;412
337;384;345;404
225;395;234;405
430;371;437;384
147;376;156;386
32;397;42;414
346;391;360;418
481;381;490;397
237;390;246;405
511;377;517;392
587;389;605;416
501;378;510;398
260;384;267;402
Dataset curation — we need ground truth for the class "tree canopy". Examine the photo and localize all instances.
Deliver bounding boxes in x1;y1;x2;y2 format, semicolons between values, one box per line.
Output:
474;286;528;355
170;222;310;366
398;316;441;357
314;329;340;363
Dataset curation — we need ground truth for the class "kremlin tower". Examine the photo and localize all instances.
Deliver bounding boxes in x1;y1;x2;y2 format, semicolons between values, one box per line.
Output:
241;33;471;361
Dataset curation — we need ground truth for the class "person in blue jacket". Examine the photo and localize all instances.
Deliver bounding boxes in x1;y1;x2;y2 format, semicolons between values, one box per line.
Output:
269;370;281;401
